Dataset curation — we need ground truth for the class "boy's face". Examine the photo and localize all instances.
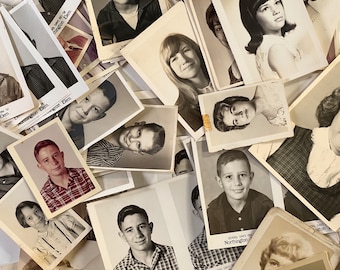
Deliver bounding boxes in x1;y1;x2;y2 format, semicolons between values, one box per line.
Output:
36;145;66;177
216;159;253;202
68;89;110;125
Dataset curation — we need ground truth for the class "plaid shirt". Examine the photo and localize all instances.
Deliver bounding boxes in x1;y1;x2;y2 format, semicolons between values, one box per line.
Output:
114;242;179;270
40;168;95;212
266;126;340;220
188;228;244;270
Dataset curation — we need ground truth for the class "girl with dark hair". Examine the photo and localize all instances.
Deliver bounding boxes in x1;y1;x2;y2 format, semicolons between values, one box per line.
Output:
160;33;213;131
239;0;300;80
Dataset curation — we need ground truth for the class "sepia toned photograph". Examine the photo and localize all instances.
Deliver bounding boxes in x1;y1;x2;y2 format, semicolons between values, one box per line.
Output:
186;0;243;90
192;138;280;250
121;2;212;139
87;187;179;270
7;119;101;219
0;179;91;270
212;0;327;84
249;55;340;232
86;105;177;172
231;207;340;270
199;80;293;152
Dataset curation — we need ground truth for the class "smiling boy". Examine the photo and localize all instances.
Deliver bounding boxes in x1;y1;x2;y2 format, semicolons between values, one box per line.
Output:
207;150;273;234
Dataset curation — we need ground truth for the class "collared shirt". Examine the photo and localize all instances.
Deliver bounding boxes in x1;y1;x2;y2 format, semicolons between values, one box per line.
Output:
188;228;244;270
44;57;77;88
114;242;179;270
86;139;124;168
207;190;273;235
0;73;23;106
40;168;95;212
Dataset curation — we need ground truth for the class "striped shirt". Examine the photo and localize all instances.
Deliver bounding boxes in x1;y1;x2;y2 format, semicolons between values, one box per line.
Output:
40;168;95;212
86;139;124;168
188;228;244;270
114;242;179;270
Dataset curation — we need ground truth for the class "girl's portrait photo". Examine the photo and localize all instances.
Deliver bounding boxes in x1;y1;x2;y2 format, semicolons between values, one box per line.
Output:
121;2;212;139
198;80;293;153
212;0;327;84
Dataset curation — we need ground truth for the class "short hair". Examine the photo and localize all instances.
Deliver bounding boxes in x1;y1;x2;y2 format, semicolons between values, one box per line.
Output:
216;150;251;177
0;149;11;165
175;149;189;165
117;205;149;231
191;185;200;209
33;139;59;161
259;232;314;270
213;96;250;132
96;80;117;110
15;201;42;228
316;87;340;127
141;123;165;155
206;3;219;36
239;0;296;54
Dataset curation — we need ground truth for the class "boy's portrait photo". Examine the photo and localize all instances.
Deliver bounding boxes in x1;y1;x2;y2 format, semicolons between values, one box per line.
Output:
7;119;101;219
249;55;340;232
121;1;211;139
85;0;167;61
212;0;327;84
87;187;179;270
0;179;91;270
192;138;279;250
198;80;293;152
86;105;177;172
186;0;243;90
231;208;340;270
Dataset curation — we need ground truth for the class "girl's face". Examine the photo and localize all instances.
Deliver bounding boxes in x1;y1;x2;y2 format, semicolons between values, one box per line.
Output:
222;101;256;127
329;110;340;155
169;41;201;80
21;205;46;230
264;253;294;269
256;0;285;35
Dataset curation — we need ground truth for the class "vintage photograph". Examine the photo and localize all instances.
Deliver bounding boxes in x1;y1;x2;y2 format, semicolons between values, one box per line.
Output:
186;0;243;90
26;70;144;151
0;10;34;122
0;179;91;270
172;136;194;177
212;0;327;84
87;187;179;270
231;207;340;270
86;105;177;172
84;0;177;62
198;80;293;152
7;119;101;219
121;1;211;139
249;55;340;232
192;138;280;249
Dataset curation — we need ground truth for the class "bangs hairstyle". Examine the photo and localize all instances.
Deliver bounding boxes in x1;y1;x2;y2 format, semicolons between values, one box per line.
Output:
239;0;296;54
159;33;209;108
216;150;251;177
213;96;250;132
316;87;340;127
16;201;43;228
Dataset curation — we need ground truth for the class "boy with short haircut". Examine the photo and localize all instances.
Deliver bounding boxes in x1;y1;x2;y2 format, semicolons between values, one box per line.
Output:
207;150;273;234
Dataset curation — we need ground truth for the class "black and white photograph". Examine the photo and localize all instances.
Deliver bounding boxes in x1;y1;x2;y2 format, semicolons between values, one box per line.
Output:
86;105;177;172
121;2;212;139
26;70;144;151
0;11;34;122
84;0;168;61
0;179;91;270
212;0;327;84
198;80;293;152
7;119;101;219
192;138;280;249
8;0;89;127
172;136;194;177
87;187;180;270
0;126;22;199
231;207;340;270
249;54;340;232
186;0;243;90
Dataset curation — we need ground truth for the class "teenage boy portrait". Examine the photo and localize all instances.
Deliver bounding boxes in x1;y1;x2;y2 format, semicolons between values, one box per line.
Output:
207;149;273;234
114;204;178;270
34;139;95;213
